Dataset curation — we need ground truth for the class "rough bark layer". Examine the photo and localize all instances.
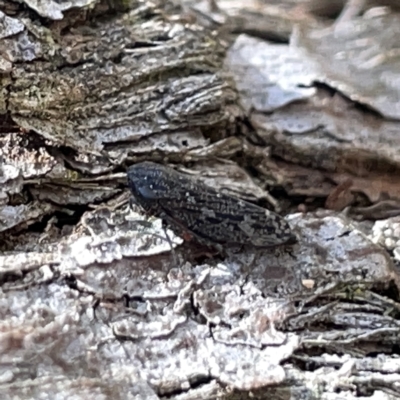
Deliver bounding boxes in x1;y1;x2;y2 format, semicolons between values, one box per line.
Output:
2;1;400;399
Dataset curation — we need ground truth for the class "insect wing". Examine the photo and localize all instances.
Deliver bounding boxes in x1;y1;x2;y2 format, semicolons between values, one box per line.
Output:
157;182;295;247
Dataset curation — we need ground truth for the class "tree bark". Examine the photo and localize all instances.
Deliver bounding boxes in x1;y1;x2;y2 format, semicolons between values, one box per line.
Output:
2;1;400;400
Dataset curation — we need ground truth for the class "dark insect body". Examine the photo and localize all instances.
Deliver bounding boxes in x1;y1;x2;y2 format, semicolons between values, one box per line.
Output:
127;162;297;251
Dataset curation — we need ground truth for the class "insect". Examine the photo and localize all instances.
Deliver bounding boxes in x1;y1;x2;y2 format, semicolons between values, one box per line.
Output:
127;162;296;251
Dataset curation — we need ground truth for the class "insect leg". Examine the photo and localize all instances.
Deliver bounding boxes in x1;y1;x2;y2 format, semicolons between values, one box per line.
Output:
161;220;180;267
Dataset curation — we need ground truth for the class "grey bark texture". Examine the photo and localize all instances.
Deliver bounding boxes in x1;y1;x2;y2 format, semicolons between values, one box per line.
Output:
2;1;400;399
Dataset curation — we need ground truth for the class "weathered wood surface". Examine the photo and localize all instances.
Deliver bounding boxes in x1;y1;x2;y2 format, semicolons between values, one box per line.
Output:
2;1;400;399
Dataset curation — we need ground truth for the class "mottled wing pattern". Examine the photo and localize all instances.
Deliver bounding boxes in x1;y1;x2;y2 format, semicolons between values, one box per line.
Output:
127;162;296;248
